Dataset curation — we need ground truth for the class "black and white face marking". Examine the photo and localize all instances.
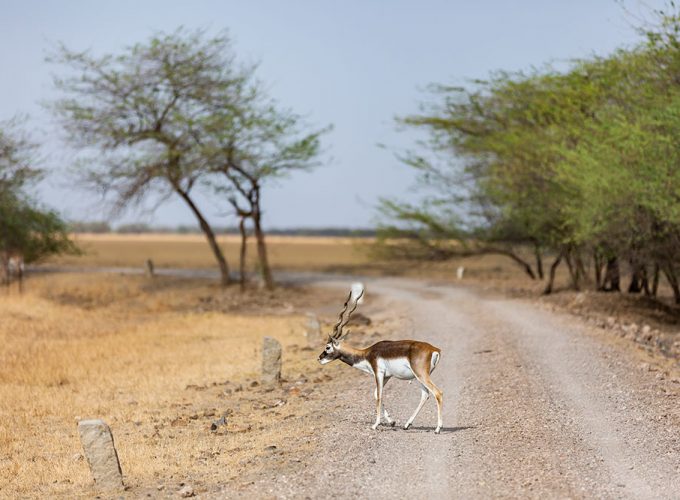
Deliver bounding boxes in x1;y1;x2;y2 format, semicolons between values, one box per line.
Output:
318;341;339;364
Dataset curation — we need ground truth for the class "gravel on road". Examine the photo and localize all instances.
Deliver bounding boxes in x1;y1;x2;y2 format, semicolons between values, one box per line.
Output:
221;277;680;499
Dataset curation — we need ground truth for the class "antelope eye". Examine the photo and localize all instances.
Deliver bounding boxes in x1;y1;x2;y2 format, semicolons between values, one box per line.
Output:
325;345;332;352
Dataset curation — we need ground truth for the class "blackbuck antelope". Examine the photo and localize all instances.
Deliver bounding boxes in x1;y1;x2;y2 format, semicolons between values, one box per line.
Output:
318;284;443;433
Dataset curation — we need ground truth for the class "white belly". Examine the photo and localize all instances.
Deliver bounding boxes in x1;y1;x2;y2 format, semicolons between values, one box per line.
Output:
380;357;415;380
352;359;374;375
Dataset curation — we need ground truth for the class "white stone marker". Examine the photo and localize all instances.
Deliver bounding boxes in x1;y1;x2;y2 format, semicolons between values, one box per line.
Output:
262;336;282;385
304;313;321;348
77;419;124;491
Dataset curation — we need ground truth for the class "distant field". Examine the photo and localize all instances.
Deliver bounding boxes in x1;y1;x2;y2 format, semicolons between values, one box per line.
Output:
51;235;676;304
48;233;373;271
45;233;550;286
46;232;618;300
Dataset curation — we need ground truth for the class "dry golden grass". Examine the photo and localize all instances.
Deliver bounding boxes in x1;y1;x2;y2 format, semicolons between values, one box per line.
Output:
5;235;678;496
49;233;372;271
0;273;340;497
8;235;530;496
46;233;559;290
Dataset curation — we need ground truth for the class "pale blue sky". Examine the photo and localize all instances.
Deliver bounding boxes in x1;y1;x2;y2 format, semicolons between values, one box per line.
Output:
0;1;666;229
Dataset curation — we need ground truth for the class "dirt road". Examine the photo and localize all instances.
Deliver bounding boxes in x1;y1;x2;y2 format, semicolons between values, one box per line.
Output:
235;276;680;499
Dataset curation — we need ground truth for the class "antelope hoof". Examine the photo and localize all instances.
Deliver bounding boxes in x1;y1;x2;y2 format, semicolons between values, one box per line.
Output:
389;420;396;427
371;422;379;430
403;422;412;430
435;426;441;434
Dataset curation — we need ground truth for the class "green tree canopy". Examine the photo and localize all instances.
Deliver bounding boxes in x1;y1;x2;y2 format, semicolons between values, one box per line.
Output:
378;8;680;302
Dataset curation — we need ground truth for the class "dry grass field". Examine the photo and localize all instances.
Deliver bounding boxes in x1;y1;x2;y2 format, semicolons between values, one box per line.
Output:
0;272;351;497
46;233;545;285
4;234;678;496
3;234;530;496
49;233;373;272
46;234;680;352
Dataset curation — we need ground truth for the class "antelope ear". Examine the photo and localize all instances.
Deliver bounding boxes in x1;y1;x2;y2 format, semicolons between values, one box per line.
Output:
339;330;350;342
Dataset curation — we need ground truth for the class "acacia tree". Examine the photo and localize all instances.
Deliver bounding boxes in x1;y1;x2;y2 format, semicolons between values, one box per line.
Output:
376;70;585;282
50;29;326;288
49;30;251;286
201;104;327;290
556;46;680;301
378;7;680;303
378;61;637;289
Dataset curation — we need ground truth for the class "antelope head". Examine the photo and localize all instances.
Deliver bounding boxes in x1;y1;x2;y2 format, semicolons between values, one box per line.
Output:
318;284;364;365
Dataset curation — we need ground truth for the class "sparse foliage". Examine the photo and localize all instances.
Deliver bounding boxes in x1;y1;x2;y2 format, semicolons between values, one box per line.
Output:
379;7;680;303
49;28;327;288
202;104;328;289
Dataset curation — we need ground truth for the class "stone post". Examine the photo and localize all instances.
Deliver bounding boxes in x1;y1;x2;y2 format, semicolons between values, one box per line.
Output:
77;419;124;491
261;336;282;385
304;313;321;348
145;259;155;278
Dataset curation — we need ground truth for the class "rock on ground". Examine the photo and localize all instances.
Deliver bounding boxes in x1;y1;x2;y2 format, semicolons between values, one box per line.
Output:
77;419;123;491
304;313;321;348
261;336;282;385
178;484;194;497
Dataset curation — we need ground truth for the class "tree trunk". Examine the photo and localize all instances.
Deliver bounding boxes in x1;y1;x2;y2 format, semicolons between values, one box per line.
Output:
603;257;620;292
627;261;643;294
594;251;604;290
662;265;680;304
2;259;8;289
1;250;10;289
176;189;231;286
627;274;641;293
534;244;544;280
651;263;660;297
0;253;6;287
494;249;536;280
543;251;563;295
564;251;580;290
17;258;23;294
575;253;588;286
455;247;536;280
252;191;273;290
238;216;248;291
641;265;650;296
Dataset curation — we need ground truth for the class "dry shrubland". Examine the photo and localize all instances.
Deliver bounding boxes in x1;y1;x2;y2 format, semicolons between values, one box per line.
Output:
0;273;344;497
